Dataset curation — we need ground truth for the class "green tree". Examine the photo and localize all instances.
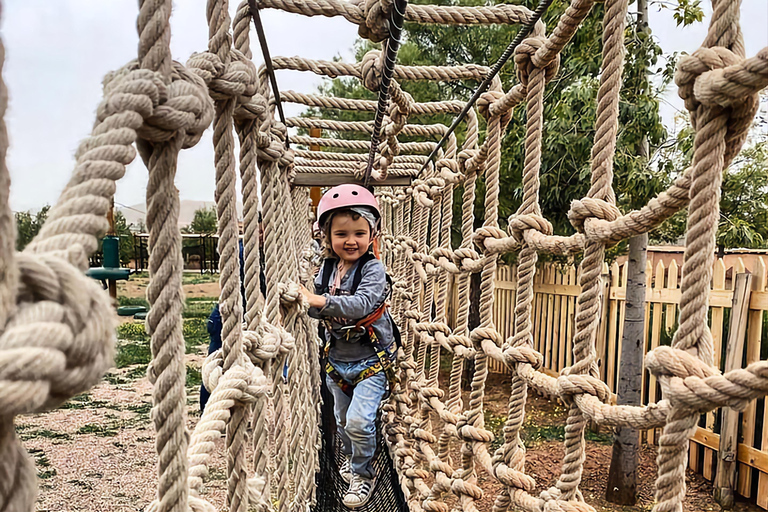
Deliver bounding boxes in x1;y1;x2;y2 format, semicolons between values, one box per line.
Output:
651;92;768;251
310;0;673;249
113;210;135;266
15;205;50;251
184;206;218;234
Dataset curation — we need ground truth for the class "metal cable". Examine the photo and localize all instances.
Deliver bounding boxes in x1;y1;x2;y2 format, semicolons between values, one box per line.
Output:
248;0;289;148
416;0;555;176
363;0;409;187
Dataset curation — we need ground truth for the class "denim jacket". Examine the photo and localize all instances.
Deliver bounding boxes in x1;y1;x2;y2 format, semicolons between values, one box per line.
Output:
308;257;394;362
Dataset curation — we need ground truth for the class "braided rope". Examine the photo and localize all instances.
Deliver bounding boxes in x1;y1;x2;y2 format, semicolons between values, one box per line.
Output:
2;0;768;511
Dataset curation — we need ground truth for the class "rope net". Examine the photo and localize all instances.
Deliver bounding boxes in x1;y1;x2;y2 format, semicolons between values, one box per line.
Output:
0;0;767;512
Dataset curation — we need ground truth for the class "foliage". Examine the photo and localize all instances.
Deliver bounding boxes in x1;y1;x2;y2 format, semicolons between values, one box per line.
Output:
651;92;768;250
15;204;49;251
309;0;674;252
651;0;704;27
113;210;135;266
183;206;218;234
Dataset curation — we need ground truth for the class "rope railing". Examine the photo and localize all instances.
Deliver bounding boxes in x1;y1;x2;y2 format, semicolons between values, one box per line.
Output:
1;1;767;512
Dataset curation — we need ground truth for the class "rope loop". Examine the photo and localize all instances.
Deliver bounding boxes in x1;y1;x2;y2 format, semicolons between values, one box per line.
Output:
514;36;560;87
187;49;258;104
503;345;543;369
555;368;611;406
0;252;116;417
507;213;553;244
358;0;392;43
436;158;462;184
105;61;214;149
477;90;505;120
452;247;483;273
567;197;621;233
360;50;384;92
675;45;760;166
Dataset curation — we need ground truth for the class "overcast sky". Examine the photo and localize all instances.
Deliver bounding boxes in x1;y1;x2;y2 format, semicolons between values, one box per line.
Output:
4;0;767;213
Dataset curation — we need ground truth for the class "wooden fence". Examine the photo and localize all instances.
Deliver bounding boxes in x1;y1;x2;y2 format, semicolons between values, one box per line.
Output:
460;258;768;508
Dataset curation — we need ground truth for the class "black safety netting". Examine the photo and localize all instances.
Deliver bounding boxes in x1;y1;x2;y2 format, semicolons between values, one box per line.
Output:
313;357;408;512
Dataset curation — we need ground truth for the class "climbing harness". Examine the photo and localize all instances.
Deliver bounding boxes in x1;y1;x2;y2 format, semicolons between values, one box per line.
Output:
2;1;767;512
317;252;401;396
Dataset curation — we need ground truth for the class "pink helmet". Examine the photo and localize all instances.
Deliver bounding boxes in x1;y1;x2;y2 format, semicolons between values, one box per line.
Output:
317;184;380;227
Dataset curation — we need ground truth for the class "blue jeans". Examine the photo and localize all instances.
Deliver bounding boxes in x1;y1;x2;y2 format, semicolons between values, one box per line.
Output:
326;356;388;479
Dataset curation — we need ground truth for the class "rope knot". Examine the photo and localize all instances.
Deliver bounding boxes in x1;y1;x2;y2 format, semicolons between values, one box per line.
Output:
436;159;462;184
477;90;505;120
507;213;553;243
495;461;536;493
473;226;508;252
0;252;116;417
645;345;717;381
106;61;214;148
555;369;611;405
358;0;392;43
514;36;560;87
457;422;495;444
187;49;259;103
503;345;543;369
452;247;483;273
676;47;741;119
360;50;384;91
675;46;760;166
567;197;620;233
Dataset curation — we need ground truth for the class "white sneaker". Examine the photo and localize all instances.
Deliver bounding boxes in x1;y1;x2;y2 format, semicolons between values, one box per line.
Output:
339;456;352;484
343;473;376;509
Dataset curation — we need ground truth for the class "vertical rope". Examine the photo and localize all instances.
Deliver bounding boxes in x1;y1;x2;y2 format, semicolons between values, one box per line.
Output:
0;21;38;512
137;2;189;512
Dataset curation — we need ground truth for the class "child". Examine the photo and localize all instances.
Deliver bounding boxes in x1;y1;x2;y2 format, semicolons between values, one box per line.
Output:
300;184;398;509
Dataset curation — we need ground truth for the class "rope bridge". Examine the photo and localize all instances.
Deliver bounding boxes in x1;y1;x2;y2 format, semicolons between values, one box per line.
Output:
0;1;767;512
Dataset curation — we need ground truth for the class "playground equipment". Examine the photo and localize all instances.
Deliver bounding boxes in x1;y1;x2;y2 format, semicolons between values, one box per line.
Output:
1;1;767;512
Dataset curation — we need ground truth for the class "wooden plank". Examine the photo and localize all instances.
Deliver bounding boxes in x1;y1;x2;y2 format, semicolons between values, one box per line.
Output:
640;259;653;444
714;272;752;508
534;269;544;358
648;260;665;444
616;263;628;394
693;427;768;474
740;257;765;499
596;263;609;381
293;173;412;187
609;287;734;307
606;262;621;394
704;258;728;481
534;283;582;296
556;270;567;372
544;265;556;371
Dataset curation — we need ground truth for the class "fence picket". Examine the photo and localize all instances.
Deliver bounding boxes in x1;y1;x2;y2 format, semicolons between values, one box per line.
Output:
648;260;665;444
703;259;727;480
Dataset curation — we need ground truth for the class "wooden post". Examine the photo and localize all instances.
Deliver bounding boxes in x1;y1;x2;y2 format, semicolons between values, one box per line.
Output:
714;272;752;509
605;232;647;505
107;197;117;299
309;127;322;215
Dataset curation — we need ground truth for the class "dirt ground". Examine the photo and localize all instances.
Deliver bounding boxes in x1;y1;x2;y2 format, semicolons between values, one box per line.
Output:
17;275;766;511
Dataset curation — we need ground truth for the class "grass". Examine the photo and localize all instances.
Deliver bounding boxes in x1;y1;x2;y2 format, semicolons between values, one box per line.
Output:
186;365;203;387
17;428;73;442
116;296;150;309
77;423;120;437
29;448;57;479
114;312;210;375
182;273;220;285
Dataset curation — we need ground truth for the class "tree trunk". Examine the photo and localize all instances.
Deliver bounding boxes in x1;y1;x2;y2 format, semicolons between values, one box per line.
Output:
605;232;648;505
462;271;481;389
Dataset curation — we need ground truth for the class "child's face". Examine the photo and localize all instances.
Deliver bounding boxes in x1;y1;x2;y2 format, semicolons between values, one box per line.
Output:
330;213;372;264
